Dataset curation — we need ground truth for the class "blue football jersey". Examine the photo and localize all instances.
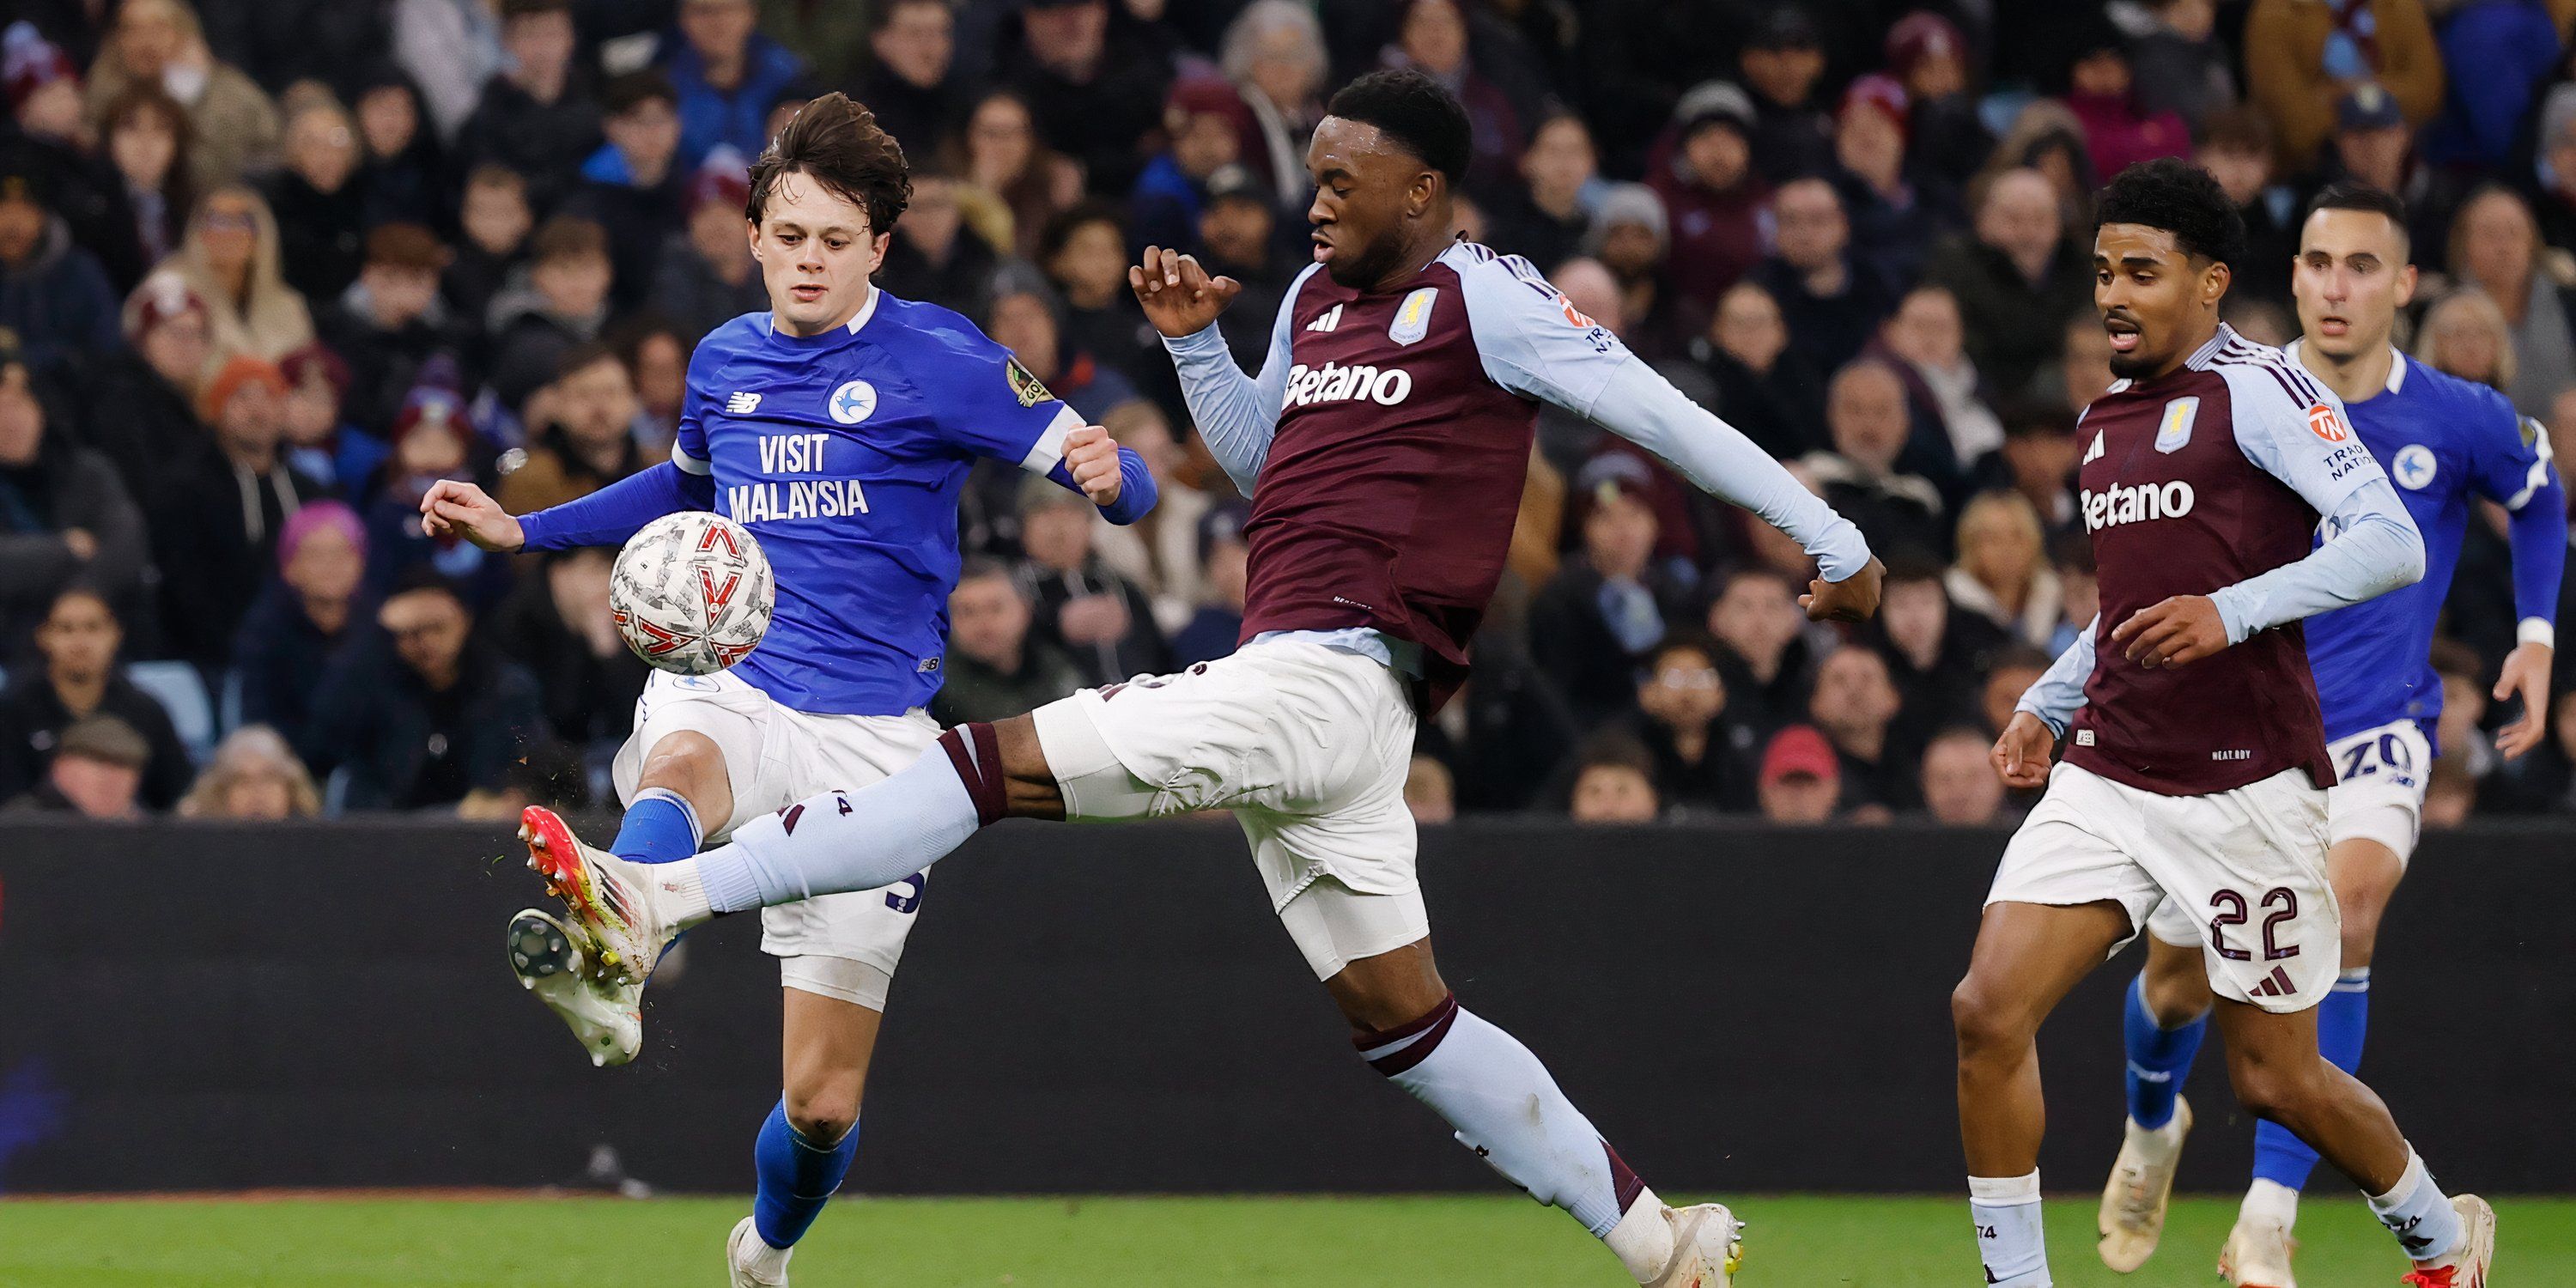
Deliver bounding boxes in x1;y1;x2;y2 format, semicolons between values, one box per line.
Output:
673;289;1081;715
2296;346;2559;743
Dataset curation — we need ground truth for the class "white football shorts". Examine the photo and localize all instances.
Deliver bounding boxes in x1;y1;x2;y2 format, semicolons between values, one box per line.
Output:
1029;637;1428;980
612;668;942;1012
2142;717;2428;951
1989;760;2339;1012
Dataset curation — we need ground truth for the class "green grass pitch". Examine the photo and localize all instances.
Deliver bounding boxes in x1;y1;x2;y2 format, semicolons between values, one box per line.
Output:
2;1194;2568;1286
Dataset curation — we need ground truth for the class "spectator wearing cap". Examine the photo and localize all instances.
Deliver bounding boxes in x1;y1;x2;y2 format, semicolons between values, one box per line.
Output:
1924;167;2092;401
232;500;370;744
2057;14;2192;180
99;83;197;287
262;84;368;305
1920;725;2008;825
161;182;313;364
1195;164;1290;367
1133;77;1249;255
319;222;466;440
6;714;151;817
178;725;322;818
872;166;998;322
1565;731;1662;823
1803;359;1948;562
457;0;601;214
486;215;613;413
1747;177;1896;380
0;162;122;369
81;0;280;191
1583;182;1693;361
500;343;650;516
0;587;191;811
2245;0;2443;174
301;570;548;812
445;165;532;333
1755;724;1840;823
1529;457;1694;726
483;544;648;762
2114;0;2239;132
854;0;964;158
1832;74;1956;293
1000;0;1173;197
347;67;447;232
2318;84;2449;246
2197;108;2299;312
1680;279;1828;460
1648;82;1767;327
1015;474;1169;687
1739;6;1834;184
933;556;1087;726
1489;112;1598;275
155;354;334;668
1382;0;1522;194
667;0;809;171
1170;504;1250;667
569;72;690;315
79;273;211;507
1886;11;1994;191
1218;0;1328;218
1807;643;1914;817
1619;632;1757;815
0;349;146;645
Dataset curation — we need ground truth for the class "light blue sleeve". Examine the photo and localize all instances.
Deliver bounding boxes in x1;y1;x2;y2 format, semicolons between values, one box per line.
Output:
2210;365;2426;641
1451;248;1874;580
2016;618;2098;735
1162;263;1317;496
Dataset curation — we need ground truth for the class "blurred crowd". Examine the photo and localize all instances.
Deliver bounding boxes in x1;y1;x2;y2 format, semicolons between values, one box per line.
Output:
4;0;2576;826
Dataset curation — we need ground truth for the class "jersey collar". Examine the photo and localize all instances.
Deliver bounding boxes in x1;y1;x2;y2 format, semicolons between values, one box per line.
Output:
844;283;881;333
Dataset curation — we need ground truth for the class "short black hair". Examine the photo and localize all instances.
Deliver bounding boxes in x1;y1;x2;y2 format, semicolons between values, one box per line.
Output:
2305;179;2411;252
1324;69;1472;188
2094;156;2245;268
601;70;678;118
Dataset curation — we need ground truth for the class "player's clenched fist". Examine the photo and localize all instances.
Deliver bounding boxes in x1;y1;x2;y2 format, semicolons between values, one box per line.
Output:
1990;711;2056;789
1063;424;1124;507
2112;593;2227;668
1129;245;1242;338
1800;556;1884;623
419;478;526;553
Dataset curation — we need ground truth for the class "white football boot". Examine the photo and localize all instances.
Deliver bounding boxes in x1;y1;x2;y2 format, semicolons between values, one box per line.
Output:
506;909;641;1067
2217;1213;2298;1287
519;805;684;986
728;1215;792;1287
2401;1195;2496;1288
1648;1203;1746;1288
2098;1097;2193;1273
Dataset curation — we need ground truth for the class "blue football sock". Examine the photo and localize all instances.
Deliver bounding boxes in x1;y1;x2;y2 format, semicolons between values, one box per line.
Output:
751;1099;860;1250
613;787;703;865
2124;973;2208;1132
2252;968;2370;1192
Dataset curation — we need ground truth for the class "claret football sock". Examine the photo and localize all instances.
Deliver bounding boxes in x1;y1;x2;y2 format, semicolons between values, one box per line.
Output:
612;787;702;865
693;725;999;914
1970;1171;2050;1287
2123;974;2206;1133
1357;994;1671;1281
751;1098;860;1251
2249;966;2370;1211
2367;1149;2462;1263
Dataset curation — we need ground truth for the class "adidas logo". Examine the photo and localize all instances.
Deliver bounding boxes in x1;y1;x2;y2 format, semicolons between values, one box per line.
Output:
1305;304;1343;332
2251;965;2299;999
726;391;762;415
2083;431;2105;465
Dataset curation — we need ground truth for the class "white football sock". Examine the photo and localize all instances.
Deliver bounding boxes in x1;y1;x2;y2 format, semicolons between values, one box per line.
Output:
1361;996;1659;1279
2242;1176;2300;1230
1970;1171;2050;1288
693;726;1004;914
2367;1149;2461;1264
1602;1191;1678;1285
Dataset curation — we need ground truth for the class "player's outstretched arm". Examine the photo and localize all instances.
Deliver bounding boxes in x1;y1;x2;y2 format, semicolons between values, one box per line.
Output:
1135;246;1296;496
428;463;717;554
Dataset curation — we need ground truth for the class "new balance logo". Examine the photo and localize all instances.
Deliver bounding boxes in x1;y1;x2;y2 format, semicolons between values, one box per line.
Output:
2252;965;2298;999
1305;304;1343;332
726;391;762;415
2083;431;2105;465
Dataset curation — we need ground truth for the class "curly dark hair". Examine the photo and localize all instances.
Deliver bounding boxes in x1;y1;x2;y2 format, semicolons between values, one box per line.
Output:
747;92;911;235
1324;69;1472;187
2094;156;2245;268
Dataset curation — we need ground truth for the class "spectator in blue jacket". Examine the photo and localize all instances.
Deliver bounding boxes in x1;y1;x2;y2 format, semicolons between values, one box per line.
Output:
0;161;122;369
666;0;809;168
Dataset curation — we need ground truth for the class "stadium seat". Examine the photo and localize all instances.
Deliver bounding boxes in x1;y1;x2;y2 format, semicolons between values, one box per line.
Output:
127;662;216;765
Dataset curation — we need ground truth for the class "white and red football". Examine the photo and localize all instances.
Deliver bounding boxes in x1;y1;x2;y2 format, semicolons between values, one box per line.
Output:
609;513;774;675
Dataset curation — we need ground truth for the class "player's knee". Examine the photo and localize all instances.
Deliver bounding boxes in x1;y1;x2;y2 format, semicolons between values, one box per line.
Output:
1950;974;2029;1060
641;732;727;796
2339;910;2381;969
2140;963;2212;1030
2225;1049;2324;1126
989;715;1066;819
784;1084;860;1146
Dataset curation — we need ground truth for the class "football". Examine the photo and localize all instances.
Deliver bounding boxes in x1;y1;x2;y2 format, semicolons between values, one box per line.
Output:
609;512;775;675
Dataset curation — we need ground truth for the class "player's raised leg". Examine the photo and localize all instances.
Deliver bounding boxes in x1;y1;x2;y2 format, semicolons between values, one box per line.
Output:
1953;899;2136;1288
2099;930;2211;1271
